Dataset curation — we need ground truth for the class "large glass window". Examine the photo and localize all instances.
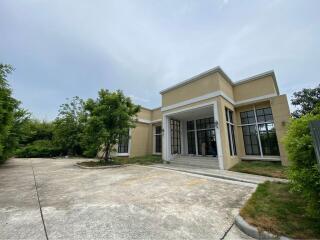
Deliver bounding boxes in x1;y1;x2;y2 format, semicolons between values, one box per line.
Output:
154;126;162;153
242;125;260;155
226;108;237;156
240;107;279;156
187;120;196;154
187;117;217;156
170;119;181;154
118;131;129;153
258;123;279;155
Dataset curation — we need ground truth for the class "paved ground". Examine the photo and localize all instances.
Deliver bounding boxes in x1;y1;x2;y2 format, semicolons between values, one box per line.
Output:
152;164;287;184
0;158;255;240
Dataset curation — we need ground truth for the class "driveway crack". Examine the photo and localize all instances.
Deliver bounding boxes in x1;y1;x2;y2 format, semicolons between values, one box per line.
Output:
30;159;49;240
220;221;234;240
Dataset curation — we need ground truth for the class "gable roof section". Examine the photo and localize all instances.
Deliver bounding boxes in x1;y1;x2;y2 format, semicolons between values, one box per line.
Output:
159;66;279;95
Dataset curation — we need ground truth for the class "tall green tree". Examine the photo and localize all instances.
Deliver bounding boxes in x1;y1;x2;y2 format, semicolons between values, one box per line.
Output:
0;64;29;162
53;96;85;155
82;89;140;161
291;84;320;118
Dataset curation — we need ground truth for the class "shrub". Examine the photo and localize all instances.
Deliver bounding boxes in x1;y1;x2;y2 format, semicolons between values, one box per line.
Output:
15;140;61;158
284;112;320;217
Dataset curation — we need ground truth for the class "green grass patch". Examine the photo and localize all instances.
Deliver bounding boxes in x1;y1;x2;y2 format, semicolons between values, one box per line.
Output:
77;160;123;167
241;181;320;239
230;161;287;179
114;155;162;165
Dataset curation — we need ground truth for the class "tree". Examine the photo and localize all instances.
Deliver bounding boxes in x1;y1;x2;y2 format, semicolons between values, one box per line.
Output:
82;89;140;162
291;84;320;118
53;96;85;155
0;64;29;163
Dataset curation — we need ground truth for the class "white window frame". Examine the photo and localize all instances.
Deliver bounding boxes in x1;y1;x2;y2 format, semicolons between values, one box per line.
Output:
225;108;237;156
117;129;131;157
153;125;162;155
238;106;279;158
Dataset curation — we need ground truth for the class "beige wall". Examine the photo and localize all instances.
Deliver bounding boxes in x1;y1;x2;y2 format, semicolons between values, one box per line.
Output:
217;97;240;169
162;72;221;107
138;107;152;120
128;69;290;168
151;108;162;121
130;122;153;157
218;73;234;100
233;76;277;102
270;95;291;166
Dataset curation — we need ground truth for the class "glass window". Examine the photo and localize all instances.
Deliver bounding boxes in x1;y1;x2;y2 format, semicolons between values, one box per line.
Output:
196;117;214;130
155;135;162;153
240;110;255;124
155;126;162;134
118;131;129;153
187;121;194;131
242;125;260;155
225;108;237;156
170;119;181;154
258;123;279;156
154;126;162;153
187;131;196;154
256;107;273;123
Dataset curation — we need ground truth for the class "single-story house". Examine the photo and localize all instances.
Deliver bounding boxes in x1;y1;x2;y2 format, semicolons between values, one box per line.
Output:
115;66;291;170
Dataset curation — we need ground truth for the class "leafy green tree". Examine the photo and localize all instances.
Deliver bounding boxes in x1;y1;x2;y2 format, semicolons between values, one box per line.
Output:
19;119;54;145
291;84;320;118
284;104;320;217
0;64;29;163
53;96;85;155
82;89;140;161
15;119;59;158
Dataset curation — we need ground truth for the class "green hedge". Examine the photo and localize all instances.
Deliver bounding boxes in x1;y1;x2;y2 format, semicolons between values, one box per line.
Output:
15;140;61;158
284;112;320;217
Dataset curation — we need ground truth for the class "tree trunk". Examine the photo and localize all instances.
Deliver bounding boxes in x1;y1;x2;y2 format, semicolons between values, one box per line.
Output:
104;143;110;162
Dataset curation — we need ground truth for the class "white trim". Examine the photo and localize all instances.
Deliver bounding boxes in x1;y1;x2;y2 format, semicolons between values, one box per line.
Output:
137;118;151;124
161;91;278;113
213;102;224;170
253;106;264;158
116;153;129;157
137;118;162;124
151;119;162;123
235;93;278;106
162;115;172;161
161;91;229;112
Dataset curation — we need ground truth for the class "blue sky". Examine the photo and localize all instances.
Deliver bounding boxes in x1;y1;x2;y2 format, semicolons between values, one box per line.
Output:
1;0;319;120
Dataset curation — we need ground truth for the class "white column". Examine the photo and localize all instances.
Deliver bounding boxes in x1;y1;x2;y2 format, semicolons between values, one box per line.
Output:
213;102;224;170
162;115;172;161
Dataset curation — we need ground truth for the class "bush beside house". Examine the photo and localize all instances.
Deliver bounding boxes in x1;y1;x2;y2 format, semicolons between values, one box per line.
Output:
284;105;320;217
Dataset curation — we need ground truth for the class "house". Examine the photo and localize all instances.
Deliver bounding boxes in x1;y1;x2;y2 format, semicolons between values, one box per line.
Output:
115;66;291;170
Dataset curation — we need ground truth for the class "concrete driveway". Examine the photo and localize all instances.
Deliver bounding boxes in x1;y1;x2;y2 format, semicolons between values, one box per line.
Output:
0;158;254;240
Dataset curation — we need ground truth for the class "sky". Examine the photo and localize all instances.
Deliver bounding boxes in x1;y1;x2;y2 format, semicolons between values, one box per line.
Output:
1;0;319;120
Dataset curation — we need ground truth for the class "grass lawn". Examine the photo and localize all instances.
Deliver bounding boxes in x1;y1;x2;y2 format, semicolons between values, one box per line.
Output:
79;155;162;167
115;155;162;165
230;161;287;179
240;181;320;239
